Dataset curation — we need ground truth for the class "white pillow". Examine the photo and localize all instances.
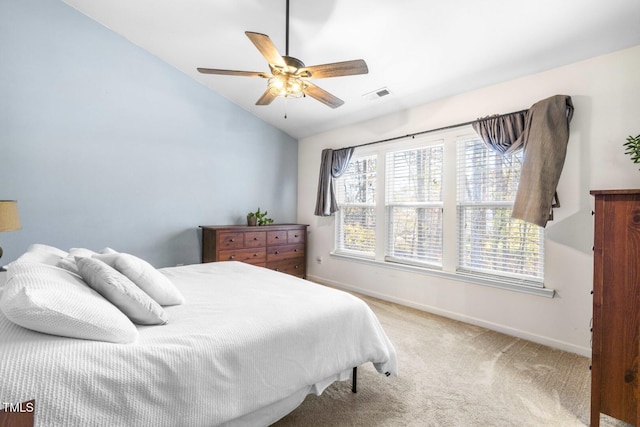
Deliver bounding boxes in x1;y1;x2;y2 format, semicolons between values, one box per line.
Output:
24;244;69;265
76;257;168;325
0;262;138;343
94;253;185;306
57;247;116;275
6;244;69;270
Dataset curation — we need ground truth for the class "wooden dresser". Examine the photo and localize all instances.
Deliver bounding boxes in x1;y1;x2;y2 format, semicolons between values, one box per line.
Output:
590;189;640;426
200;224;307;278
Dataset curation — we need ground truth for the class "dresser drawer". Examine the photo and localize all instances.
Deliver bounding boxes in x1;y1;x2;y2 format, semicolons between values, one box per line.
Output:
268;258;305;278
267;230;288;245
244;231;266;248
287;230;304;244
219;248;267;264
267;243;304;262
218;232;245;250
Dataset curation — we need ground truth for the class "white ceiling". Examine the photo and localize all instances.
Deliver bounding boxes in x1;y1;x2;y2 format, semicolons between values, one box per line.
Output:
63;0;640;140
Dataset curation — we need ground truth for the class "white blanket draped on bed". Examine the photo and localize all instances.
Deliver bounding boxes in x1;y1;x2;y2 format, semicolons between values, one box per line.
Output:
0;261;397;426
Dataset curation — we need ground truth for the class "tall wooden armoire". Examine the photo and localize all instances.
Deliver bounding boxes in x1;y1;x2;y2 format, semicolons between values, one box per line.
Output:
591;189;640;426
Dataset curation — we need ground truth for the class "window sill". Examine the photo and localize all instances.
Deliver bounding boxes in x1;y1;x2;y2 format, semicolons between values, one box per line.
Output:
329;251;555;298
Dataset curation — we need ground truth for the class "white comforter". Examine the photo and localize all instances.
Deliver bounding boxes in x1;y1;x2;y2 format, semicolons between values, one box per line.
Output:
0;262;397;426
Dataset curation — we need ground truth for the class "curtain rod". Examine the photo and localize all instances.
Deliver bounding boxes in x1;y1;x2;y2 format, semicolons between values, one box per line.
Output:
348;109;528;150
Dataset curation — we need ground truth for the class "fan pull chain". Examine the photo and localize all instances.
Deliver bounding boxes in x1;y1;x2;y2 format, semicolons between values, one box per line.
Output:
284;97;288;119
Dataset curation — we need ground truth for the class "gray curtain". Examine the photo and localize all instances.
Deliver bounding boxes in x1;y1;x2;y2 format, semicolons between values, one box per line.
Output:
472;111;528;155
511;95;573;227
473;95;573;227
314;147;354;216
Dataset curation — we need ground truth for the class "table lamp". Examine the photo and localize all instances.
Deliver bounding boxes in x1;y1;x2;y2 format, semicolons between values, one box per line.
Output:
0;200;22;268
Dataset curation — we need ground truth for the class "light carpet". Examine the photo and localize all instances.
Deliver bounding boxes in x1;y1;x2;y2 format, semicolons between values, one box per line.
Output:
273;294;630;427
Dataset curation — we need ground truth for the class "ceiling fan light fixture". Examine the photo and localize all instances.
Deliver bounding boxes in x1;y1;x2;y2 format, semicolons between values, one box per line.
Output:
268;74;306;98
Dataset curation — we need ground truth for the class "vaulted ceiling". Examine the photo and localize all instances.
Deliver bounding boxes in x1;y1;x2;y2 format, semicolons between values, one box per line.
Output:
63;0;640;139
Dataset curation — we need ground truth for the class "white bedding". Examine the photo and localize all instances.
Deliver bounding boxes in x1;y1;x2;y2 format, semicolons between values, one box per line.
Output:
0;261;397;426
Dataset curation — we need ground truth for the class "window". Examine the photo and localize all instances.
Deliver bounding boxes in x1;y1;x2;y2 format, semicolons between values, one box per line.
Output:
457;138;544;282
335;154;377;257
334;126;546;291
386;145;443;267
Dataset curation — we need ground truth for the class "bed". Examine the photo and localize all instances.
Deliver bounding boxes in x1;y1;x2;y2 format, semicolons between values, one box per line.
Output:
0;246;397;427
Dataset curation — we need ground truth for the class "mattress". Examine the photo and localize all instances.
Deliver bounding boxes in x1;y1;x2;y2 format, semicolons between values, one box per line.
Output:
0;261;397;426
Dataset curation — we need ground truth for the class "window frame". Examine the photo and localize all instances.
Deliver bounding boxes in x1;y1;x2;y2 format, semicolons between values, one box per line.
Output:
384;143;445;269
334;153;378;259
331;126;553;298
455;136;545;284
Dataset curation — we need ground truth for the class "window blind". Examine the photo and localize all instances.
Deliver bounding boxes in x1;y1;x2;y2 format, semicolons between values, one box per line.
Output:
386;145;443;266
456;138;544;282
335;155;377;256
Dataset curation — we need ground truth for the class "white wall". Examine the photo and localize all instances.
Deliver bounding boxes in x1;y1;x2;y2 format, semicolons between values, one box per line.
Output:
297;45;640;357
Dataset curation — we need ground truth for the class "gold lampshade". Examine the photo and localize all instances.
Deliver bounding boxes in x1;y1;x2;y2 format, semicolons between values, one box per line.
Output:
0;200;21;232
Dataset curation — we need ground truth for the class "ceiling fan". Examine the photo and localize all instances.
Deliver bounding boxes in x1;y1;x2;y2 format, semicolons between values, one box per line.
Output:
197;0;368;109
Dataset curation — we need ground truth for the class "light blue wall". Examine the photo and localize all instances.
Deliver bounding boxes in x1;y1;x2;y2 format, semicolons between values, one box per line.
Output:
0;0;298;267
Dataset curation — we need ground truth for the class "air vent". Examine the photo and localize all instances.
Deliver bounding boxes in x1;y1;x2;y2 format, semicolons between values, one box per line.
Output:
363;87;392;101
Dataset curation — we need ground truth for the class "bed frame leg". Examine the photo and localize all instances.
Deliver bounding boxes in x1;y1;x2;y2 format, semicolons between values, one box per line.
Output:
352;367;357;393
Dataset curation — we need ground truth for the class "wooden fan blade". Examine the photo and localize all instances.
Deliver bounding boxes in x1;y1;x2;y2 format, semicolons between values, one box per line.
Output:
197;68;269;78
256;89;277;106
304;82;344;108
298;59;368;79
245;32;287;68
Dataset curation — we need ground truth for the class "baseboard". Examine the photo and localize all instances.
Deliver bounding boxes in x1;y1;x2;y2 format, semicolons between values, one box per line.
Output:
308;274;592;358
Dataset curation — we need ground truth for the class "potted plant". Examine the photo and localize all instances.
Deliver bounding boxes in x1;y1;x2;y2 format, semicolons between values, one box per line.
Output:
247;211;257;226
247;208;273;226
623;133;640;169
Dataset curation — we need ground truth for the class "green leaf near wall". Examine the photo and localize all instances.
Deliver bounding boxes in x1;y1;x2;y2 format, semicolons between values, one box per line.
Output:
623;134;640;169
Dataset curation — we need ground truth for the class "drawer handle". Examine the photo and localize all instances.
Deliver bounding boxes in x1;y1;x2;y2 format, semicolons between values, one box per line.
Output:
275;251;280;254
275;268;280;272
230;238;235;242
253;237;258;240
295;265;299;269
229;255;235;260
275;236;279;239
294;249;298;252
253;253;258;257
294;234;299;238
